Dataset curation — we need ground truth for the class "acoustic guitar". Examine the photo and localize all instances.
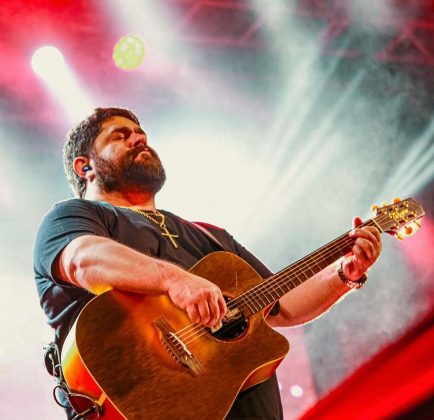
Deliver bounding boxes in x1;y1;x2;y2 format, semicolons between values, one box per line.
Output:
60;198;424;419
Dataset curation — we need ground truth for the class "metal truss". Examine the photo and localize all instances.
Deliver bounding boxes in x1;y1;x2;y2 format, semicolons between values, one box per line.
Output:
169;0;434;66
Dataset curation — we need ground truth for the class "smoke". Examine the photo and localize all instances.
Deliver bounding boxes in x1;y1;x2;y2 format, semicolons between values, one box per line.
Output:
344;0;423;33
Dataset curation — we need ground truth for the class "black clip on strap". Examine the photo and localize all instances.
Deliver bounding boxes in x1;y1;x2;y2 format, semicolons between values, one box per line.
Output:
44;341;62;378
44;341;102;419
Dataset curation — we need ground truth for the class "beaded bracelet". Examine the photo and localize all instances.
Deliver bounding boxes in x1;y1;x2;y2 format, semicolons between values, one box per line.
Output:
336;260;368;290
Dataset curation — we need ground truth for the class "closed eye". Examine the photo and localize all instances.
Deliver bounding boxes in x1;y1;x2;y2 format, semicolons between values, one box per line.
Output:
111;128;132;141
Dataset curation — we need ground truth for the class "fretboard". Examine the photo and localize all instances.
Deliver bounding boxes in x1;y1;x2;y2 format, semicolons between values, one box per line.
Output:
236;219;377;317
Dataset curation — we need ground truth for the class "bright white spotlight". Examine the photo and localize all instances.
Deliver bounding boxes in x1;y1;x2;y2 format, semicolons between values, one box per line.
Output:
290;385;304;397
31;46;65;78
30;46;94;124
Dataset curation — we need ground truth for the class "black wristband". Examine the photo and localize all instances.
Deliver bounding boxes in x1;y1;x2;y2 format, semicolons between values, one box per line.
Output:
337;260;368;290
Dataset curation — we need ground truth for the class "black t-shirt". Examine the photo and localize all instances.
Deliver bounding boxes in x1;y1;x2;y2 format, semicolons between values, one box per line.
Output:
33;198;283;419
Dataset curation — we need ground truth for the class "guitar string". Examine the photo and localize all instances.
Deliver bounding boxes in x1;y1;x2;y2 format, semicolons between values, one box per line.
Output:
178;211;418;350
179;232;361;346
181;226;418;348
179;227;367;345
180;215;406;350
223;217;383;307
176;216;389;345
235;219;378;312
174;215;391;345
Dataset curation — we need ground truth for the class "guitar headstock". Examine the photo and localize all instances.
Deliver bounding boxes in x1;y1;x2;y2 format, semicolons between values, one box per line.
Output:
372;197;424;240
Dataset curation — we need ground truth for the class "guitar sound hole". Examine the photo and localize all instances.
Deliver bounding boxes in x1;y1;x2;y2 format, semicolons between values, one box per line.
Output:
208;296;248;341
209;316;248;341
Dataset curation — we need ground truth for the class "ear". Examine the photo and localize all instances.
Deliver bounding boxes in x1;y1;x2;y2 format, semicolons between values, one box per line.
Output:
73;157;93;179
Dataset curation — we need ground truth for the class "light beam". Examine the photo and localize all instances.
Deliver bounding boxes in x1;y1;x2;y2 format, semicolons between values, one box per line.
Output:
31;46;94;124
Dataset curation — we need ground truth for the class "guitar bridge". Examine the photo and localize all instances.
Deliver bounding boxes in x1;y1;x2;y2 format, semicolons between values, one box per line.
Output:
155;317;205;376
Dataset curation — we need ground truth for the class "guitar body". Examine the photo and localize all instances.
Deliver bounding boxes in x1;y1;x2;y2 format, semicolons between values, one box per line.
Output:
62;251;290;419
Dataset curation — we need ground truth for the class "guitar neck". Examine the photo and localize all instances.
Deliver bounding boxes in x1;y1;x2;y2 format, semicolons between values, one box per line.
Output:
238;219;379;317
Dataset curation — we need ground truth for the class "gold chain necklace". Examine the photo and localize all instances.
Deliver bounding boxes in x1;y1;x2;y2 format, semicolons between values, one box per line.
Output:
123;207;179;248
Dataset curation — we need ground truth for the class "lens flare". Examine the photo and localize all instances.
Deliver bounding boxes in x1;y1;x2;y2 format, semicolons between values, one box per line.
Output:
113;34;145;70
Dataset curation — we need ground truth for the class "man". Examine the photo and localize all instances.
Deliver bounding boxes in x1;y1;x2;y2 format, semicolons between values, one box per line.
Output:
34;107;382;419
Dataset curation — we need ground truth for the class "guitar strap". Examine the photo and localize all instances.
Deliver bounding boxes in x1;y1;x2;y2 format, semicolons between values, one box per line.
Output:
188;221;228;251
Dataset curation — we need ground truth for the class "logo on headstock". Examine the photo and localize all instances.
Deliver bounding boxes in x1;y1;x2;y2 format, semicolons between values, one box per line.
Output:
390;207;410;224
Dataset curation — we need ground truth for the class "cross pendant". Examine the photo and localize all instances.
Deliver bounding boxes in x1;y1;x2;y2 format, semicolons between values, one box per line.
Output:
161;228;179;248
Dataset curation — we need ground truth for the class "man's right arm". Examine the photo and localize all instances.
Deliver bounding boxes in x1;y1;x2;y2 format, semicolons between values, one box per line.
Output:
53;235;226;328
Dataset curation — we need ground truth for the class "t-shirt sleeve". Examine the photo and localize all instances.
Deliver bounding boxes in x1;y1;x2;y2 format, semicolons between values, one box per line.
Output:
33;199;111;283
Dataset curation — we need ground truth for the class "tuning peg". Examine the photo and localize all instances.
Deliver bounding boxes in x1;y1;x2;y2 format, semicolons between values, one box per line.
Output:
395;232;404;240
405;226;413;235
393;197;401;204
382;201;390;207
371;204;379;213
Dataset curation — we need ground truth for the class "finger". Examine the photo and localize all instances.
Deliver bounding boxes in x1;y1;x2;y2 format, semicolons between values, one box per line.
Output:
366;225;382;244
354;237;375;261
207;294;221;327
351;227;378;247
217;294;227;319
210;286;227;322
365;227;382;257
197;300;211;326
351;224;381;241
186;304;201;324
353;227;382;257
362;226;381;242
352;244;368;267
352;216;363;229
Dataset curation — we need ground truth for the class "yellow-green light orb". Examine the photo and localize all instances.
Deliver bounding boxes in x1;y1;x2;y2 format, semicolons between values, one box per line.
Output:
113;34;145;71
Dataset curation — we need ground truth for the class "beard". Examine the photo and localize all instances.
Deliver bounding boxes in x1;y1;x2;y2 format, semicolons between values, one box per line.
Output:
92;145;166;195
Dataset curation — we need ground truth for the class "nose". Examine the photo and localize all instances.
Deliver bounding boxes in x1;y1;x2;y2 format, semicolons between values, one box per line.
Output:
130;132;147;148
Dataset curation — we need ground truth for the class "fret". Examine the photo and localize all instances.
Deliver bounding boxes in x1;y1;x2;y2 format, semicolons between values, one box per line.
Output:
263;294;273;304
305;266;317;277
235;201;425;316
255;293;269;307
290;274;309;289
275;282;289;295
295;271;309;282
269;288;280;300
239;301;254;318
247;296;261;312
241;293;255;311
244;300;255;314
241;225;362;314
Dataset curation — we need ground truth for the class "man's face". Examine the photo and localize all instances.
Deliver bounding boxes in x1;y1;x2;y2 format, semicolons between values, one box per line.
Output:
90;116;166;195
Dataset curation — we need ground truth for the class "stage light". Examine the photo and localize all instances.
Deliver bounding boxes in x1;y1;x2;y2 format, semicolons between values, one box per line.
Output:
31;46;65;78
113;34;146;70
290;385;304;397
31;46;94;123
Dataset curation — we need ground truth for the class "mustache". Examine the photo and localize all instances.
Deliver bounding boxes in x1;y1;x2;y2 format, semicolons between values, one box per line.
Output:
128;145;159;161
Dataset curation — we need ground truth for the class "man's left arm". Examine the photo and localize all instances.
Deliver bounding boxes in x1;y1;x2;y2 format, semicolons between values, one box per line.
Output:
267;217;382;328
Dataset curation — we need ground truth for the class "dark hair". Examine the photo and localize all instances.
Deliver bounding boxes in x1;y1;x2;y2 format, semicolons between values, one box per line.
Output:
63;107;140;198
